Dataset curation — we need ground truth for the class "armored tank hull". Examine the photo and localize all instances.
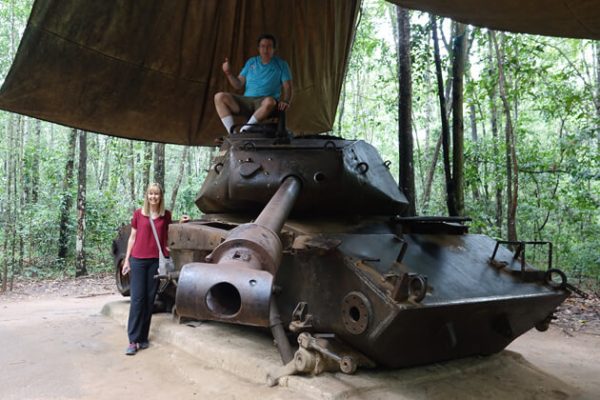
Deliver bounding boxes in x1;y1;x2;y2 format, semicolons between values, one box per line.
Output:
147;133;570;373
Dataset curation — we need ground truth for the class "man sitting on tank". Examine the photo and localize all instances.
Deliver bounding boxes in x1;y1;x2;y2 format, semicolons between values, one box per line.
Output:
214;33;293;134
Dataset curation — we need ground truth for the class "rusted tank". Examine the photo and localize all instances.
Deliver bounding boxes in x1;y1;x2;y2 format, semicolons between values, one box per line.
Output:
113;127;571;380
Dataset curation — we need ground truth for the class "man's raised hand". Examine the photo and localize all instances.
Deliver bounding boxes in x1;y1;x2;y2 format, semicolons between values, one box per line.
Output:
222;58;231;75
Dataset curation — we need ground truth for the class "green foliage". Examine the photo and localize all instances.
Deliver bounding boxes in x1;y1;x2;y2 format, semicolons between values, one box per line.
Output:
334;0;403;180
0;114;215;279
0;0;597;284
334;1;599;281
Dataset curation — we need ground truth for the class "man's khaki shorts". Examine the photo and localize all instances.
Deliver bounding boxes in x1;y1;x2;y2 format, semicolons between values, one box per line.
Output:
232;95;272;116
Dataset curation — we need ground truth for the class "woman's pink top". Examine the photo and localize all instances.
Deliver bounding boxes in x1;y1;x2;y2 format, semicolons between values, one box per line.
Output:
131;208;172;258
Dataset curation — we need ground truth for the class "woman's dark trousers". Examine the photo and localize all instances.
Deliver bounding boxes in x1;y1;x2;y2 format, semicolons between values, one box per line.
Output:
127;257;159;344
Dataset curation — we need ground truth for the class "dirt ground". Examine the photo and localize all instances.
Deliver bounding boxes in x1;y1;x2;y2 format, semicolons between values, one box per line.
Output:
0;274;311;400
1;274;599;399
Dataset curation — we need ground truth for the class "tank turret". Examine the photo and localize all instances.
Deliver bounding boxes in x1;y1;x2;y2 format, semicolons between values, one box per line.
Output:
195;134;408;215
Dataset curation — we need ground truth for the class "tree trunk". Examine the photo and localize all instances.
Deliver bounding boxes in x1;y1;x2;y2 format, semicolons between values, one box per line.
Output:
595;41;600;153
451;23;467;216
58;129;77;261
337;80;347;137
2;115;16;292
420;40;439;212
76;131;88;277
31;119;41;203
491;32;518;242
431;15;455;216
421;134;443;212
423;70;434;150
90;135;100;185
469;103;481;202
15;116;25;283
129;140;136;210
170;146;190;211
4;5;19;290
468;106;477;141
397;7;416;216
143;141;152;190
487;32;503;235
354;68;365;140
154;143;165;189
99;136;111;191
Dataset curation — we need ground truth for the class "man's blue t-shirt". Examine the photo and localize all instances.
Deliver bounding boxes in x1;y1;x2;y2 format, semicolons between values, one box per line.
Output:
240;56;292;99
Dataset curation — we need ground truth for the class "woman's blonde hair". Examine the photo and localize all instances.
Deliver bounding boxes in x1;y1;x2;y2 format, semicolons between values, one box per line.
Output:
142;182;166;216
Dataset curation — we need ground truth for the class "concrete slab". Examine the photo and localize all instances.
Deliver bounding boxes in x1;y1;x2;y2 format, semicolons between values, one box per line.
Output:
102;300;593;399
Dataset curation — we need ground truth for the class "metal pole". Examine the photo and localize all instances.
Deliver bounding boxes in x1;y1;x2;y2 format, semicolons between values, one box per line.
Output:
269;299;294;364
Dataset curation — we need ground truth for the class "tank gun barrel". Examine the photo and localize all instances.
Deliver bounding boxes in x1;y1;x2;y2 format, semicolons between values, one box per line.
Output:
255;176;301;233
175;176;302;329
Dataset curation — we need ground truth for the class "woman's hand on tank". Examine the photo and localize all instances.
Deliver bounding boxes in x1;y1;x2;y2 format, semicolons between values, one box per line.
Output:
122;259;130;275
179;214;190;223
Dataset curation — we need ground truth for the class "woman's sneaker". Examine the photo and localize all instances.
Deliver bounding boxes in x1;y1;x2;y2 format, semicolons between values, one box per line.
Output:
125;343;138;356
138;341;149;350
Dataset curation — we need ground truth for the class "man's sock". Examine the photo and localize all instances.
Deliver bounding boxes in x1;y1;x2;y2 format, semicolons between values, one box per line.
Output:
221;115;234;133
240;115;259;132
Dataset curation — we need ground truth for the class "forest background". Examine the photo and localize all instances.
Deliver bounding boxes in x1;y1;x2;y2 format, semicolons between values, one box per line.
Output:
0;0;598;290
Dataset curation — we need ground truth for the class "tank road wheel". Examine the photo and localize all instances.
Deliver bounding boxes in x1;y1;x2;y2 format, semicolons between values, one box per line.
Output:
115;258;130;296
112;224;132;296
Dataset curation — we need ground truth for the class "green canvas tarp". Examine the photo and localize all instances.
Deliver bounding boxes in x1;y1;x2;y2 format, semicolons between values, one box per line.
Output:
0;0;598;146
0;0;360;145
390;0;600;41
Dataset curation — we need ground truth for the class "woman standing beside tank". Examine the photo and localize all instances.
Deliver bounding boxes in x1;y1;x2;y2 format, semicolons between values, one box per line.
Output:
121;182;189;355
